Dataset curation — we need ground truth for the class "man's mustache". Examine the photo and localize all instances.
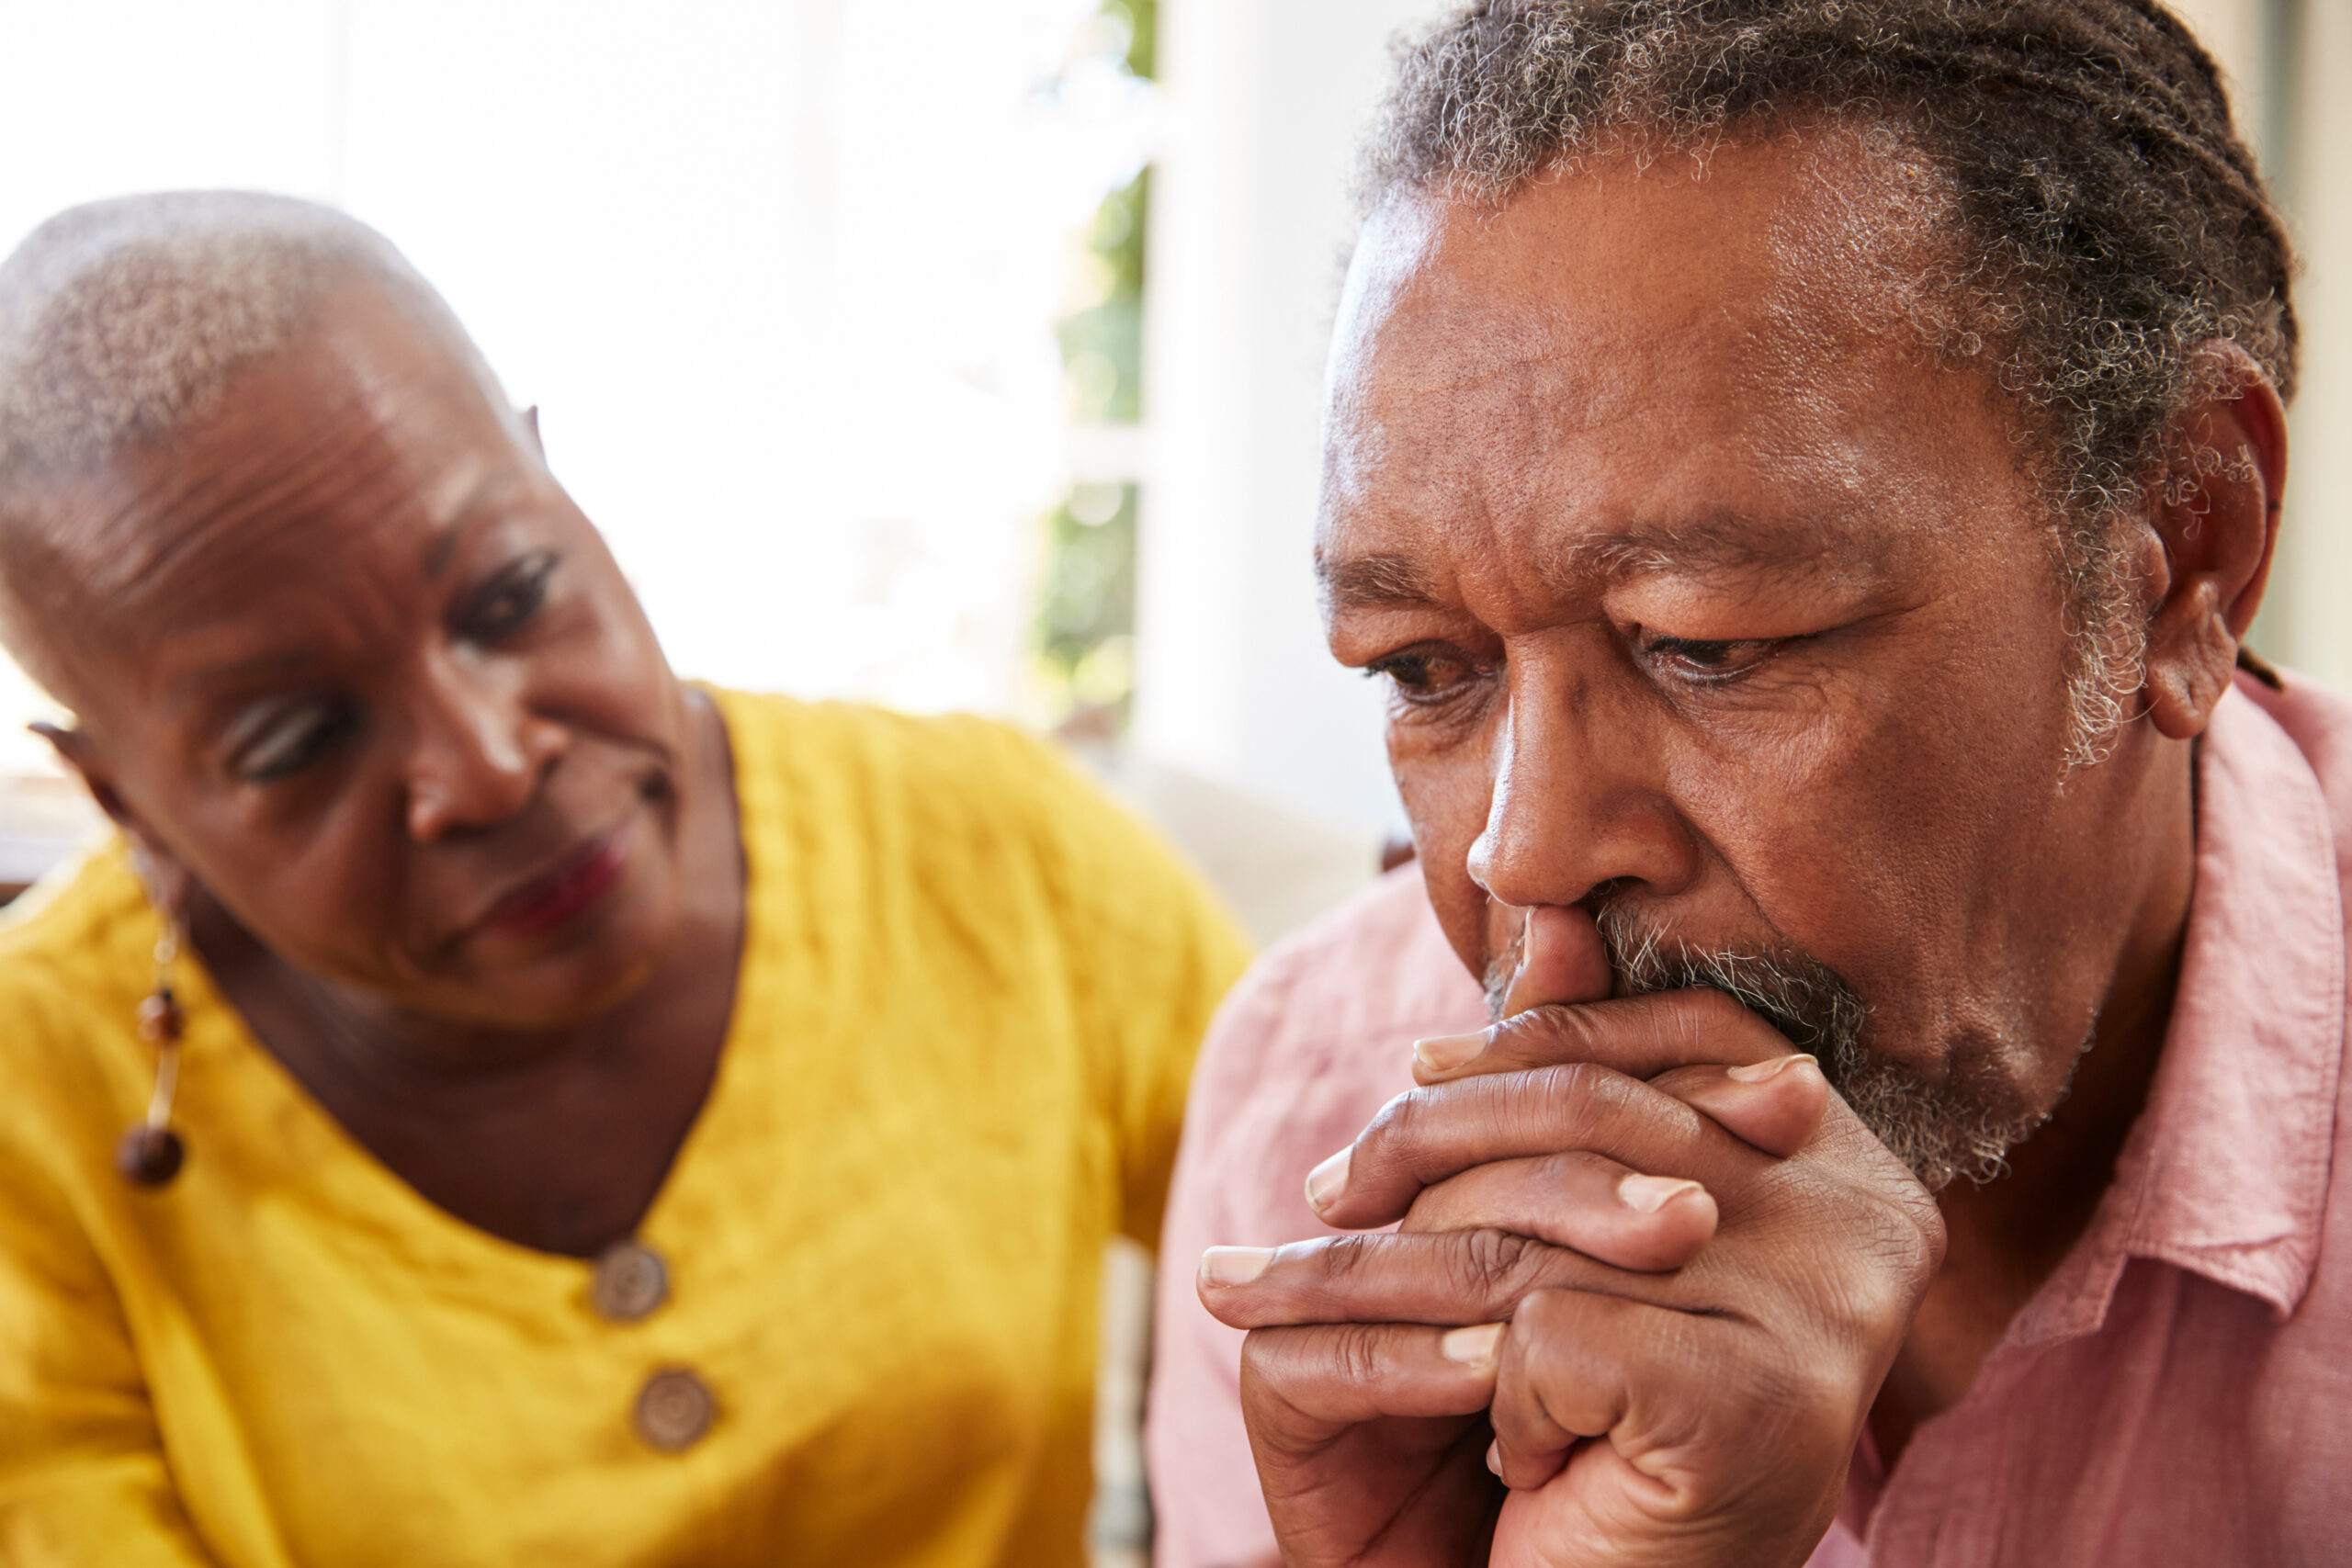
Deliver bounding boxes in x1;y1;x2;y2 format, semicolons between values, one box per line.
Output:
1484;901;1866;1063
1480;899;2051;1191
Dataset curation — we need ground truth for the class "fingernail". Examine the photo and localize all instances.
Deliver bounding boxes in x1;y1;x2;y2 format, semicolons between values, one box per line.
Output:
1305;1147;1351;1212
1442;1323;1504;1366
1412;1030;1487;1076
1198;1247;1275;1287
1486;1438;1503;1475
1617;1173;1704;1213
1727;1053;1817;1084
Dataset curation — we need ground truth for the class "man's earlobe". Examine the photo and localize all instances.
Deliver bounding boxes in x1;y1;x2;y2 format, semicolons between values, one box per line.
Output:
2139;345;2289;741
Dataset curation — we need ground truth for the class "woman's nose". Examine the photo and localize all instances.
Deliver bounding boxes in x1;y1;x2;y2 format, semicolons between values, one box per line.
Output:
402;655;567;842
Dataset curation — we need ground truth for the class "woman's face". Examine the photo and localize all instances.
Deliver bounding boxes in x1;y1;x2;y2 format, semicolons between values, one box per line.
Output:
33;285;701;1032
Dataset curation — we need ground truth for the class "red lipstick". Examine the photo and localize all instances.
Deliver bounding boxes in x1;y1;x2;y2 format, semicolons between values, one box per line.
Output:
478;820;632;940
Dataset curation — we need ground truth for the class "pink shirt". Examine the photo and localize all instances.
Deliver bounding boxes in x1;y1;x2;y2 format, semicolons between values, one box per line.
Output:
1147;671;2352;1568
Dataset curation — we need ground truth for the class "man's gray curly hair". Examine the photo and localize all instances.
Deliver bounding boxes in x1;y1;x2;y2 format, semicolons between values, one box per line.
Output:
1364;0;2298;764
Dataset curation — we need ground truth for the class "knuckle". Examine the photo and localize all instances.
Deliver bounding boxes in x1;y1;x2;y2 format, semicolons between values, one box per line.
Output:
1355;1088;1417;1150
1329;1322;1391;1385
1455;1226;1551;1307
1529;1060;1613;1136
1343;1089;1430;1186
1317;1232;1384;1285
1797;1197;1939;1348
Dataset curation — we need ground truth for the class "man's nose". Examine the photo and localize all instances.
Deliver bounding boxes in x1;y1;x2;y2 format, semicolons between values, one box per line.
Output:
402;652;567;842
1464;661;1696;908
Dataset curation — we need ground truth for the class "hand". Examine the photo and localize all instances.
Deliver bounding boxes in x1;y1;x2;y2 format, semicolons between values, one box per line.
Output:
1200;907;1942;1568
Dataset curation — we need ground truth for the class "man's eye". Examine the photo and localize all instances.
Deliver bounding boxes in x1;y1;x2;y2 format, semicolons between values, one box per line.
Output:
1366;647;1488;705
1642;634;1778;682
232;699;358;783
458;550;559;642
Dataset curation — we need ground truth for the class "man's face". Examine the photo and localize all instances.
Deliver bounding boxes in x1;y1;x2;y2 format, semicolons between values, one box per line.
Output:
28;284;698;1032
1319;140;2173;1179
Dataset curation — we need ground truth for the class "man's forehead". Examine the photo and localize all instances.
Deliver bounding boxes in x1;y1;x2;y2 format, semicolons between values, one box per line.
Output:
1340;143;1837;375
1317;137;1996;606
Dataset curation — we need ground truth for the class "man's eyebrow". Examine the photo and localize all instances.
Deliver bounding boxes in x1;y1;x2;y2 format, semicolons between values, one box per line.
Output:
1319;514;1863;612
1317;551;1442;609
1555;514;1853;579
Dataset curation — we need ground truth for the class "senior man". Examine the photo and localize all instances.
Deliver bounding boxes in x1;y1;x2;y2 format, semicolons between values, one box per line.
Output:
1148;2;2346;1565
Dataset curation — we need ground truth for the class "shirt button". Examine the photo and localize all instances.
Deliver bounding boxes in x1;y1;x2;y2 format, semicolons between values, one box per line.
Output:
591;1239;670;1323
634;1367;716;1452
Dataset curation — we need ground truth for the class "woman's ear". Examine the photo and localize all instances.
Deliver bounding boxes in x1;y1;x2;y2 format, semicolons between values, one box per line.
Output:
2140;344;2289;740
31;720;197;913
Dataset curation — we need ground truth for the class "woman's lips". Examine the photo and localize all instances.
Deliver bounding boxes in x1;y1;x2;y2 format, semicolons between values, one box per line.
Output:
476;819;633;941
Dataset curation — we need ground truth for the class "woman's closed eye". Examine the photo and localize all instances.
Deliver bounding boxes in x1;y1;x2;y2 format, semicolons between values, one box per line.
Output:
229;696;360;783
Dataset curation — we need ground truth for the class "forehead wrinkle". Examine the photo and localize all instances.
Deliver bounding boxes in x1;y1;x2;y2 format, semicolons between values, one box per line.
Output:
89;410;408;614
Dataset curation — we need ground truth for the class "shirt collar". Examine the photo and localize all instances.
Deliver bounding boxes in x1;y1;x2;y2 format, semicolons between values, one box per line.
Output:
2014;677;2346;1344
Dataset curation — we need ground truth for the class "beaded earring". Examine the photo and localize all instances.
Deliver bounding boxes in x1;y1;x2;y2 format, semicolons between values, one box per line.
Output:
116;918;187;1187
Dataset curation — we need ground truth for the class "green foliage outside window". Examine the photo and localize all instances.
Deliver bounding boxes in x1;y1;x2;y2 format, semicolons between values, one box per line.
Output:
1034;0;1153;729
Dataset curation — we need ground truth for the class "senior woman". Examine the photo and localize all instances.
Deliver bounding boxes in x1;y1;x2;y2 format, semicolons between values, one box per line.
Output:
0;192;1247;1566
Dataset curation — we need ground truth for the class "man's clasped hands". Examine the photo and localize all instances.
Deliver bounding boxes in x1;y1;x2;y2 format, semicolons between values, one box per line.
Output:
1198;906;1947;1568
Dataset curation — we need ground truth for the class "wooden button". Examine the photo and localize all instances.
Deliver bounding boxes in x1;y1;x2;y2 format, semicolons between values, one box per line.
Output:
634;1367;715;1452
591;1240;669;1323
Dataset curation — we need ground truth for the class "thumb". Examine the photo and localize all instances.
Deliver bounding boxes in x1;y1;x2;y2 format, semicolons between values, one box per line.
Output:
1501;903;1611;1016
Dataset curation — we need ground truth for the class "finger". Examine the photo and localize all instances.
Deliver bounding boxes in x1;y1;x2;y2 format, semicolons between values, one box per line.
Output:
1488;1288;1852;1543
1414;986;1787;1086
1202;1230;1647;1331
1648;1055;1829;1159
1308;1061;1756;1230
1500;903;1612;1017
1398;1152;1717;1272
1240;1319;1506;1441
1240;1324;1506;1568
1485;1287;1712;1493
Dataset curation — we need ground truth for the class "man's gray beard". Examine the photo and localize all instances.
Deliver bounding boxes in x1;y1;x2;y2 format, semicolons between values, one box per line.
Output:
1485;904;2060;1192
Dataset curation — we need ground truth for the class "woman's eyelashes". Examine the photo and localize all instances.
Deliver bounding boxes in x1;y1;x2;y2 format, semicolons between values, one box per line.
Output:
455;549;560;644
231;696;359;783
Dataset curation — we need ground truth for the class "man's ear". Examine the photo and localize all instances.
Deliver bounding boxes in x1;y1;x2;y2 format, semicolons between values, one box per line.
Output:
31;721;195;913
2138;344;2289;741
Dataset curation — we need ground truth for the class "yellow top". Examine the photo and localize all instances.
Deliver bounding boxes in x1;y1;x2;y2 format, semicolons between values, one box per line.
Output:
0;691;1249;1567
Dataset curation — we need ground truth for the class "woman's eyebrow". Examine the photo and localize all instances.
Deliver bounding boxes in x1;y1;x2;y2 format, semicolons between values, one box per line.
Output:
420;465;535;580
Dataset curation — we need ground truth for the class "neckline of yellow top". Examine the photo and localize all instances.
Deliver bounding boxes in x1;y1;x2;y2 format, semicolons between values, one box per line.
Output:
107;684;774;1282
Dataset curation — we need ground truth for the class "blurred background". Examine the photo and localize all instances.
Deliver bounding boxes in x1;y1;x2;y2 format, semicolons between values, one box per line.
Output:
0;2;2340;1561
